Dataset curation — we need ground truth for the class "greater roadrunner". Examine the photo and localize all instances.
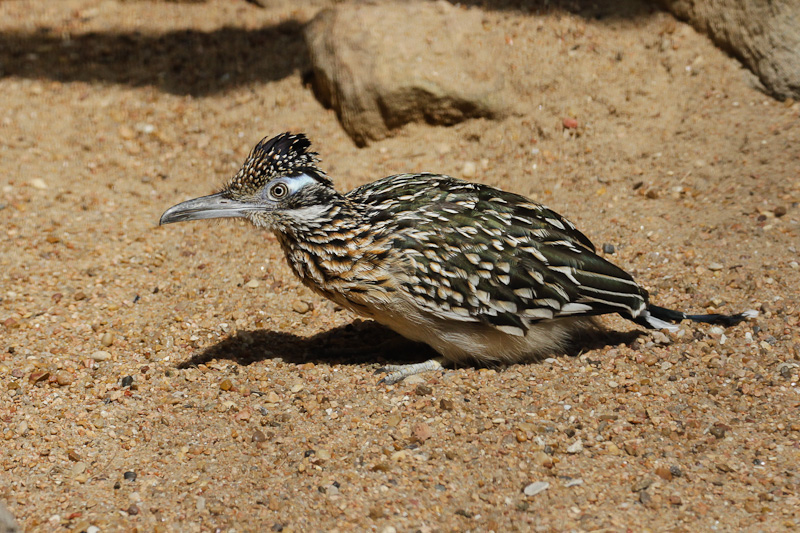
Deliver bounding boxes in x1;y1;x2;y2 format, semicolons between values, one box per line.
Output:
160;133;756;384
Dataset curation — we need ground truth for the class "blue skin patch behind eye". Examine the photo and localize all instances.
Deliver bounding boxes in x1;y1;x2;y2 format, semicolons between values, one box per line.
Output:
269;173;318;198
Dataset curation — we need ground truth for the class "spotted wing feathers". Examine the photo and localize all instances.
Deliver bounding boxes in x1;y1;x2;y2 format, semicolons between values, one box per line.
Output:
349;174;649;336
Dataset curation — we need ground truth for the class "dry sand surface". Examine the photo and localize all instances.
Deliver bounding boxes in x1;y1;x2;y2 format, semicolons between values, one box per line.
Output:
1;0;799;531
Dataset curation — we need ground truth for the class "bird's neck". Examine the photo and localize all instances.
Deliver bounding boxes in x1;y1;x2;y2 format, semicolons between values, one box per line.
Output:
275;194;373;291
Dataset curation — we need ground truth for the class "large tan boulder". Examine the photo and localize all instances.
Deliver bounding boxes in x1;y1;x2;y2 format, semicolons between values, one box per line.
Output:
304;1;511;146
660;0;800;100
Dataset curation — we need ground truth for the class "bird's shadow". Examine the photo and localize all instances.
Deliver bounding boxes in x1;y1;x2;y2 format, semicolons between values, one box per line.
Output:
176;320;435;370
176;320;645;372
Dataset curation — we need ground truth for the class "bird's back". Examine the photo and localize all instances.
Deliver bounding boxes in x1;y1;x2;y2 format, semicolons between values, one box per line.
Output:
341;174;650;347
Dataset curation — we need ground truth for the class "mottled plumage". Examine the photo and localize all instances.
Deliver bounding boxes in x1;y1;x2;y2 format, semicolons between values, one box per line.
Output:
160;133;756;383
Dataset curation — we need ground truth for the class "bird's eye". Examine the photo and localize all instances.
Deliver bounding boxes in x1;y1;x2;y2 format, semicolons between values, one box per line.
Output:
270;182;289;200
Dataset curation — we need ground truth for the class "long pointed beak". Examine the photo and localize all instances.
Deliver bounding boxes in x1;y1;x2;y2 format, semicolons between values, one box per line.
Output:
159;192;262;225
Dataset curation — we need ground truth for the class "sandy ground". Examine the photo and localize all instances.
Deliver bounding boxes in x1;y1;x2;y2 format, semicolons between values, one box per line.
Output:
1;0;799;531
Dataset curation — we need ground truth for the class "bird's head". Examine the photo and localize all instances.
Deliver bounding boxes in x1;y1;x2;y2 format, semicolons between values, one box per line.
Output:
160;132;338;233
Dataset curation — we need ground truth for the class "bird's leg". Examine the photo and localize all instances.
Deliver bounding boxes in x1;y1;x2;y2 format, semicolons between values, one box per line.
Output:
376;357;445;385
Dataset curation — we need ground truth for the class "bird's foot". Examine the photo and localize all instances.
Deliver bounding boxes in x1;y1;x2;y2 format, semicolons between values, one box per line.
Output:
375;357;445;385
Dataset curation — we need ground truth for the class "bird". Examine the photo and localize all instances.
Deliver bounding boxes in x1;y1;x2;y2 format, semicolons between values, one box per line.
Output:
160;132;757;384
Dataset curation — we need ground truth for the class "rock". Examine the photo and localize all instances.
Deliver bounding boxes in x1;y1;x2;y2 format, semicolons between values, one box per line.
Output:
244;279;260;289
659;0;800;100
305;1;511;146
523;481;550;497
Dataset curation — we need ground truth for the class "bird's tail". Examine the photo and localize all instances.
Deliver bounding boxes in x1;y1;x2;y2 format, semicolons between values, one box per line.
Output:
635;305;758;332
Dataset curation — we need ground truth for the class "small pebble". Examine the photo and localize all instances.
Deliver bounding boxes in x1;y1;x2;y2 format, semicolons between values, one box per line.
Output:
292;300;310;314
707;262;723;271
602;243;615;254
30;178;47;190
123;471;137;482
562;117;578;129
120;375;134;388
462;161;477;179
91;351;111;361
252;430;267;443
415;384;432;396
655;466;673;481
412;422;432;443
651;331;670;344
126;504;140;516
265;391;280;403
566;439;583;454
244;280;260;289
55;370;73;387
220;379;233;391
101;332;114;347
773;205;787;217
72;462;87;476
523;481;550;496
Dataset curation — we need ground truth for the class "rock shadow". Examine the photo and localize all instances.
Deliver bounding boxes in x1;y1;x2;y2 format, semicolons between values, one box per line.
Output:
0;21;307;96
450;0;658;20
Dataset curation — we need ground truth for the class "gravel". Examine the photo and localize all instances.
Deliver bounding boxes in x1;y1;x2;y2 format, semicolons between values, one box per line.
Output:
1;0;798;531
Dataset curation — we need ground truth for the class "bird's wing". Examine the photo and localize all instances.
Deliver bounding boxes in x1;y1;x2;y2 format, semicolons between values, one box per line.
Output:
352;174;649;336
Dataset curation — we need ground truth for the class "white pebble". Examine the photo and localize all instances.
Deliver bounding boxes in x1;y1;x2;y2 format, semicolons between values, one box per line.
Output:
91;350;111;361
31;178;47;190
244;279;260;289
462;161;477;179
523;481;550;496
566;439;583;454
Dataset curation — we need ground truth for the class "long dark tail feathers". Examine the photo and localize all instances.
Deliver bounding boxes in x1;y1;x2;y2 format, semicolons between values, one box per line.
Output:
635;305;758;332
